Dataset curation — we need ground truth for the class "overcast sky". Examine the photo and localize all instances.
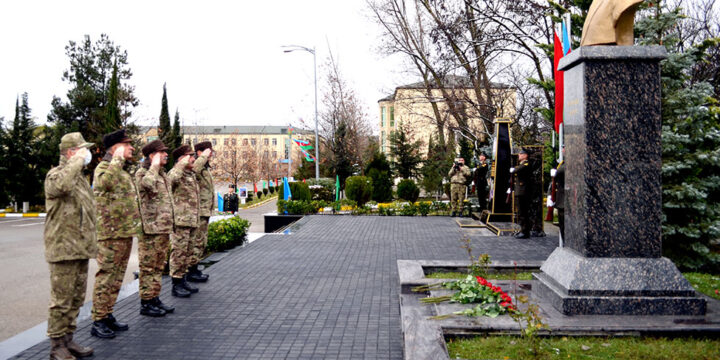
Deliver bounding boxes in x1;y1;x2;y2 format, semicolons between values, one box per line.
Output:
0;0;408;133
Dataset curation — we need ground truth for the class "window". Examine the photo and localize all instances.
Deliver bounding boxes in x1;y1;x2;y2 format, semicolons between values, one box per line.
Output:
264;150;269;158
272;151;277;158
193;137;198;145
263;138;269;146
186;139;191;145
390;107;395;127
381;131;385;150
251;138;257;146
231;138;237;146
212;138;217;146
381;107;386;127
272;138;277;146
224;138;229;146
243;139;248;145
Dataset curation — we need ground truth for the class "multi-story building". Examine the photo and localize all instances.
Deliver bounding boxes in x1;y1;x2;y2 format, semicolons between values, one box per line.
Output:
377;75;516;157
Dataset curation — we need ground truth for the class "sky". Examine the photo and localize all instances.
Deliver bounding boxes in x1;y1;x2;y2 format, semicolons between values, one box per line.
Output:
0;0;408;133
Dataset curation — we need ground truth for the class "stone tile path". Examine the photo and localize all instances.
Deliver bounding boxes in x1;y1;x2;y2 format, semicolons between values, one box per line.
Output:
10;216;557;359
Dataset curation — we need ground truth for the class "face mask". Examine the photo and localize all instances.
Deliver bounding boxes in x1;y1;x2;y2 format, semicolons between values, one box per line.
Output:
84;150;92;166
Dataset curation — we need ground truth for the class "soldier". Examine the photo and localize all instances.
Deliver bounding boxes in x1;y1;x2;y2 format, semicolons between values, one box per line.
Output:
548;146;566;239
90;129;141;339
510;148;532;238
448;157;471;217
135;140;175;317
188;141;214;282
167;145;201;297
474;152;490;211
224;184;239;213
44;132;96;359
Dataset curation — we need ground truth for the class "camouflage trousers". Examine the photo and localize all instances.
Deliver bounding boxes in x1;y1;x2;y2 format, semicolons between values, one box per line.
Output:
190;217;209;267
47;260;88;338
91;238;132;321
170;226;196;279
138;233;170;300
450;184;466;214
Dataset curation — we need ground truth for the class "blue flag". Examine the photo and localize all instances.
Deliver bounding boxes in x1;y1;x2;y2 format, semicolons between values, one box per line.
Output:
217;192;224;212
561;20;571;55
283;177;292;201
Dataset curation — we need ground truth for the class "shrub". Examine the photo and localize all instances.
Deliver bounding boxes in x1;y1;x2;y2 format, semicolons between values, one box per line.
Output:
269;186;275;194
256;191;263;199
378;204;396;216
307;177;335;190
277;199;327;215
206;216;251;253
309;185;334;202
443;183;451;199
399;203;417;216
351;204;372;215
417;201;431;216
278;181;311;201
397;179;420;202
345;176;373;206
263;188;269;196
432;201;449;215
368;168;394;202
247;191;254;202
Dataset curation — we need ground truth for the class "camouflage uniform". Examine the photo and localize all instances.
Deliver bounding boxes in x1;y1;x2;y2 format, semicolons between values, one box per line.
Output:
135;164;174;301
91;153;141;321
44;155;97;339
191;153;213;267
448;164;471;215
167;161;200;279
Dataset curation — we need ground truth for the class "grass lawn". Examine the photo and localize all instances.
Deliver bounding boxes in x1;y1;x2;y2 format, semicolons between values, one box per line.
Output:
446;335;720;360
684;272;720;300
426;271;534;280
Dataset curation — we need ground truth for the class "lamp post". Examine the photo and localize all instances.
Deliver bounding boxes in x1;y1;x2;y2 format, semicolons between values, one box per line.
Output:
282;45;319;180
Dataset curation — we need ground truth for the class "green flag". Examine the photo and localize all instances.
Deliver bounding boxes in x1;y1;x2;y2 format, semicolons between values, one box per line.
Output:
335;175;340;202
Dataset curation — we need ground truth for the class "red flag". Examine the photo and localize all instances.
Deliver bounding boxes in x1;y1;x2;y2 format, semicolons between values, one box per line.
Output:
554;31;564;133
254;182;258;193
303;179;306;183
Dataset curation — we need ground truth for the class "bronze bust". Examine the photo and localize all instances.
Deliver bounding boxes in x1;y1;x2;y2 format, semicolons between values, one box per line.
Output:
581;0;643;46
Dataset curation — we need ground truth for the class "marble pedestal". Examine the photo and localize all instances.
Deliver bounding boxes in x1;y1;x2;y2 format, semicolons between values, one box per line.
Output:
535;46;706;315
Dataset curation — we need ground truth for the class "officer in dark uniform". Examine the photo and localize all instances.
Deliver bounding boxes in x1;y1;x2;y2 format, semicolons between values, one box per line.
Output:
511;148;532;238
224;184;239;213
549;146;566;239
473;152;489;210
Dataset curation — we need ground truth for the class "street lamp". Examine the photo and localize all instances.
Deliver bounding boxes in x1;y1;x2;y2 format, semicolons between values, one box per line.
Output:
282;44;319;180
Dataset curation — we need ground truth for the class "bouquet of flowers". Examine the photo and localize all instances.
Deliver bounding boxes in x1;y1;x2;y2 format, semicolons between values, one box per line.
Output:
413;275;517;319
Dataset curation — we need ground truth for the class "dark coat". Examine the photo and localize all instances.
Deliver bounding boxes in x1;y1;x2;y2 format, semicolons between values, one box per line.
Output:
474;163;489;193
514;160;532;196
555;161;565;210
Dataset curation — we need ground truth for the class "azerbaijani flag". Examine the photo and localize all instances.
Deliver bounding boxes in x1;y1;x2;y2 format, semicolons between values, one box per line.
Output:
554;30;565;133
217;192;224;211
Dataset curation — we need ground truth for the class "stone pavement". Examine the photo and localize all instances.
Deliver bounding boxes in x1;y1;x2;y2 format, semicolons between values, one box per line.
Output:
9;216;557;359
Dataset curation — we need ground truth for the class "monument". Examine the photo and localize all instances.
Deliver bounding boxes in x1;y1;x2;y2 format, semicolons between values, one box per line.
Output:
534;1;707;315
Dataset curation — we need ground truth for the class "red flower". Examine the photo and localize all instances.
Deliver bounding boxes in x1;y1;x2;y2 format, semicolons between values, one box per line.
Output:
492;286;502;293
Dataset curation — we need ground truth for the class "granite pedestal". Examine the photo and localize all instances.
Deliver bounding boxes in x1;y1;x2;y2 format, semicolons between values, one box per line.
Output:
535;46;706;315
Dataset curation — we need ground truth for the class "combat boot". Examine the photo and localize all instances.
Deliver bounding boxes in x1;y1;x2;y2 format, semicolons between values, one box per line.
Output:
152;297;175;313
187;265;209;282
90;319;115;339
140;299;166;317
182;275;199;293
50;337;75;360
514;232;529;239
106;314;129;331
64;333;93;357
172;277;191;298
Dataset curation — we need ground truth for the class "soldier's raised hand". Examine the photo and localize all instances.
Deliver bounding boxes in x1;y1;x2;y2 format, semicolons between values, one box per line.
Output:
72;147;88;160
202;148;212;158
113;145;125;160
151;154;162;168
178;155;190;167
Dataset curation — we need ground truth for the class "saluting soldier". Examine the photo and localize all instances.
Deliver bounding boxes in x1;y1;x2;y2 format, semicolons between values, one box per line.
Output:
188;141;214;282
510;148;532;238
44;132;96;359
474;152;490;210
135;140;175;317
90;129;141;339
167;145;201;297
448;157;471;217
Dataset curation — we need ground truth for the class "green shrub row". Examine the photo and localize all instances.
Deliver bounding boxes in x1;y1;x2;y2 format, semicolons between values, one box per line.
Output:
206;216;251;253
278;181;311;201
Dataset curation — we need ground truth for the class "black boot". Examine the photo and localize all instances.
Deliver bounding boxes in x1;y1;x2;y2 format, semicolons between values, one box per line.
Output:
140;299;166;317
182;275;199;293
106;314;129;331
172;277;191;298
187;265;209;282
153;297;175;313
90;319;115;339
514;232;530;239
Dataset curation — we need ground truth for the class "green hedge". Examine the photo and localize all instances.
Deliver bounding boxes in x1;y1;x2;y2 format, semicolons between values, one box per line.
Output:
277;199;328;215
345;176;373;206
397;179;420;202
278;181;311;201
206;216;251;253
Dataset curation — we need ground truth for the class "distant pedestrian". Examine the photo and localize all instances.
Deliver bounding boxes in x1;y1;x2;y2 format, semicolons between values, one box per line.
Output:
224;184;239;213
474;152;489;211
44;132;96;359
189;141;214;283
135;140;175;317
90;129;141;339
167;145;201;297
511;148;532;239
448;157;471;217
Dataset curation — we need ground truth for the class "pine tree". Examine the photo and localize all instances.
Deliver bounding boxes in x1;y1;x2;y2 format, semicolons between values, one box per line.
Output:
365;151;393;202
7;93;39;206
422;134;453;199
158;83;171;146
104;59;121;134
171;108;182;149
636;1;720;271
388;123;422;179
0;116;8;206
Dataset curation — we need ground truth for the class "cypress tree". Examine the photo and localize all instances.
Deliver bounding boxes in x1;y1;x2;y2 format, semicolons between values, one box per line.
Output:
0;116;7;207
158;83;171;145
365;151;393;202
7;93;38;206
104;59;121;132
171;108;182;149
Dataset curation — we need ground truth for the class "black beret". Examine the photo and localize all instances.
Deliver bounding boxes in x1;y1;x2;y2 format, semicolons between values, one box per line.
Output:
194;141;212;152
103;129;132;149
142;139;169;157
172;145;194;161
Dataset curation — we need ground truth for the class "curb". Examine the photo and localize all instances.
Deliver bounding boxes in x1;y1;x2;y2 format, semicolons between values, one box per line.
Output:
0;213;46;218
242;196;278;210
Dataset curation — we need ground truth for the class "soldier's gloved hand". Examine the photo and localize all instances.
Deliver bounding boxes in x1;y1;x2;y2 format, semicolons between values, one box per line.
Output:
202;148;212;158
506;188;511;194
178;155;190;167
72;147;88;160
547;198;554;207
113;145;125;160
550;169;557;177
509;167;515;173
151;154;162;168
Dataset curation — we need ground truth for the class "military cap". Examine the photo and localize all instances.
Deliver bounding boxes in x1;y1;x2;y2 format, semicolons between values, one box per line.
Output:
102;129;132;149
194;141;213;152
518;148;529;155
59;132;94;151
142;139;169;157
172;145;194;161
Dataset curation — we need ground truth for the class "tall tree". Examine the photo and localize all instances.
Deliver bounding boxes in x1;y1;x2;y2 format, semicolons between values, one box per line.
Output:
388;121;423;179
0;116;7;206
421;134;452;199
171;108;183;149
365;150;394;202
104;59;121;133
158;83;171;145
636;1;720;272
7;93;39;206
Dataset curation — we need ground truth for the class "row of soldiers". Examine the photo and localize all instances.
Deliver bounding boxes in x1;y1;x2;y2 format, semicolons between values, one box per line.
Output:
44;129;216;360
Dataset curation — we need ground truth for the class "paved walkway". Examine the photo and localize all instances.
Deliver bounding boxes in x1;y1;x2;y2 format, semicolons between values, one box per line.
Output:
9;216;558;359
